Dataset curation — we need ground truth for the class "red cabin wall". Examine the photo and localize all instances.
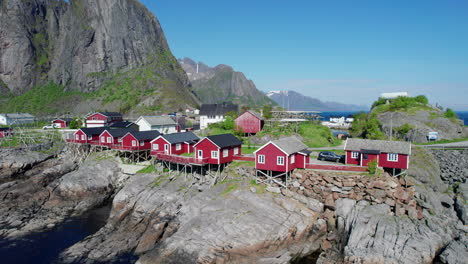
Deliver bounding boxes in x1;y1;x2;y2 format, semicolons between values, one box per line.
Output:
346;151;360;165
255;143;289;172
195;139;220;164
87;113;108;121
235;112;262;134
379;153;408;169
152;138;170;154
122;134;137;148
99;131;120;145
294;153;308;169
74;130;87;143
361;154;379;167
53;120;67;128
218;145;241;164
0;131;4;138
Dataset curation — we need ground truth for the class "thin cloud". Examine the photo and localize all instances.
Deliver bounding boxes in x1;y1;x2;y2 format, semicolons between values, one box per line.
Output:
284;79;378;88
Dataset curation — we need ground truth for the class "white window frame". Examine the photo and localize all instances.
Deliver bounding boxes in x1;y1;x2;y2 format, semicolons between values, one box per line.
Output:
81;135;85;140
153;144;159;150
223;149;228;157
176;144;182;151
132;140;137;147
107;137;112;143
388;153;398;162
277;156;284;165
258;155;265;164
198;150;203;159
101;137;105;143
139;141;144;146
234;147;239;155
211;151;218;159
76;135;79;140
291;155;295;164
351;151;359;159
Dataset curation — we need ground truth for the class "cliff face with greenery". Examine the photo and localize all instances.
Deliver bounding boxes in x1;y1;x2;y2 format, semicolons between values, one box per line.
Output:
0;0;199;114
351;95;467;142
179;58;274;108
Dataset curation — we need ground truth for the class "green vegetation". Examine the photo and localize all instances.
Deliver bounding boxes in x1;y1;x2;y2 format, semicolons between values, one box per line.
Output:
262;104;273;119
414;137;468;145
371;95;430;113
180;152;194;157
350;112;385;139
137;165;157;174
249;179;267;194
393;123;414;136
367;159;378;174
69;118;83;129
229;160;255;168
220;183;239;196
241;146;256;154
444;108;458;119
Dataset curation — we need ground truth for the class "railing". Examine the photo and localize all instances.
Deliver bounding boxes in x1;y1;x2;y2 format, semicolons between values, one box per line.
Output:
154;153;209;165
110;144;150;151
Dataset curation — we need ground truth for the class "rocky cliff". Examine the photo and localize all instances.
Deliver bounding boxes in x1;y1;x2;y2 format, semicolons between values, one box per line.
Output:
179;58;273;108
0;0;198;113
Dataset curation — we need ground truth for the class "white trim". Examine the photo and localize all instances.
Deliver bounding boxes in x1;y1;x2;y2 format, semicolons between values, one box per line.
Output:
132;140;137;147
101;137;106;143
107;137;112;143
211;151;218;159
388;153;398;162
253;141;290;155
164;144;170;154
176;143;182;151
277;156;285;165
198;149;203;159
223;149;228;158
193;137;221;148
351;151;359;159
152;144;159;150
234;147;239;155
291;155;295;164
258;154;265;164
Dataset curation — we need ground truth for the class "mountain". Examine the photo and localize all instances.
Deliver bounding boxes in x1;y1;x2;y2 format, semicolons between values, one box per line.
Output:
0;0;198;114
266;90;367;111
178;58;274;108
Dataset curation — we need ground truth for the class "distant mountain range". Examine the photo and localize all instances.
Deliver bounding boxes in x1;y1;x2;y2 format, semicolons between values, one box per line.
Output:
266;90;367;112
179;58;274;108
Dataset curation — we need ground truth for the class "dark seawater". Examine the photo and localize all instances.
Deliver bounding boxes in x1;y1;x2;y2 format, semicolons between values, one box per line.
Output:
456;111;468;126
0;204;136;264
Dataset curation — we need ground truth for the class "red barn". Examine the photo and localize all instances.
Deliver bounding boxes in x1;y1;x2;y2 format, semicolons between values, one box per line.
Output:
85;112;123;128
193;134;242;165
52;118;73;128
254;137;311;173
344;138;411;172
151;131;199;156
116;130;161;151
71;127;108;144
235;110;264;134
0;127;12;138
98;128;136;146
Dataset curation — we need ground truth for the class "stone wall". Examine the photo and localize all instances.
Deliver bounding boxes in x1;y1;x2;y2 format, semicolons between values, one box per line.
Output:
431;149;468;184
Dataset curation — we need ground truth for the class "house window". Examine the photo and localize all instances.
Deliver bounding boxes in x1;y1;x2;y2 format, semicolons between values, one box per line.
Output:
76;135;79;140
132;140;137;146
351;152;359;159
223;149;228;157
277;156;285;165
176;144;182;150
211;151;218;159
139;141;144;146
291;155;295;164
198;150;203;158
234;147;239;155
118;138;122;143
165;144;169;151
153;144;159;150
101;137;105;143
81;135;85;140
258;155;265;164
93;117;98;120
388;153;398;162
107;137;112;143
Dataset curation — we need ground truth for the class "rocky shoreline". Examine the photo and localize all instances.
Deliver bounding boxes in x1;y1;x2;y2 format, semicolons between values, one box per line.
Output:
0;145;466;263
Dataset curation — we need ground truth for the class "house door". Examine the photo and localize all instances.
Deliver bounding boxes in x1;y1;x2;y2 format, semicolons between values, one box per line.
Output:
164;144;169;154
198;150;203;159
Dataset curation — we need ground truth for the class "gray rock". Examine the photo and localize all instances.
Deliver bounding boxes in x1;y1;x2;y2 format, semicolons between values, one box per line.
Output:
266;186;281;194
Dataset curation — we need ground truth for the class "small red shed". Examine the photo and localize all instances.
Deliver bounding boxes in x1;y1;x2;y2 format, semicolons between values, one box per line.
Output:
98;128;136;146
0;127;13;138
85;112;123;128
150;131;199;156
117;130;161;151
52;118;73;128
254;137;311;173
344;138;411;170
193;134;242;165
235;110;264;134
72;127;108;144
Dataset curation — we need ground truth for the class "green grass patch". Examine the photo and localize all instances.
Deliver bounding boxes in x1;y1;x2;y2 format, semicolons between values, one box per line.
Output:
220;183;239;196
137;165;157;174
229;160;255;168
249;179;267;194
415;137;468;145
241;146;256;154
180;152;194;157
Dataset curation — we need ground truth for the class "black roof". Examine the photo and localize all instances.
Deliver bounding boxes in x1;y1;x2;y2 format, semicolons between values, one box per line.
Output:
361;149;381;155
105;128;136;137
110;121;135;128
162;131;199;144
0;127;12;131
54;118;73;122
81;127;108;136
199;103;238;116
130;130;161;141
205;134;242;148
298;149;312;155
98;112;122;118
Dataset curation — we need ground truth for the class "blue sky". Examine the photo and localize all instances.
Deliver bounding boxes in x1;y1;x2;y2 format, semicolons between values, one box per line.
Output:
140;0;468;110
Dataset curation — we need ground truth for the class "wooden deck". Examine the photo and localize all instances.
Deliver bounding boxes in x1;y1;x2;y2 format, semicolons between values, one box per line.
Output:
153;153;209;165
305;163;367;172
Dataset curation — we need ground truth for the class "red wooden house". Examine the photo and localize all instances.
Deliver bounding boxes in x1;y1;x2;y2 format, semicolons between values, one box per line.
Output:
98;128;136;146
116;130;161;151
0;127;13;138
344;138;411;171
235;110;264;134
52;118;72;128
85;112;123;128
193;134;242;165
151;131;199;156
254;137;311;173
71;127;108;144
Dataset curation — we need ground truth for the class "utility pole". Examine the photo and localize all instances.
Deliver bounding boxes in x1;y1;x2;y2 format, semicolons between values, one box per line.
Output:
389;112;393;140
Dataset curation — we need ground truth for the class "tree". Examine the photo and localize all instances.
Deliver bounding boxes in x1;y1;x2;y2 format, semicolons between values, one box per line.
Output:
262;105;273;119
414;95;428;105
69;118;83;129
350;112;385;139
444;108;458;119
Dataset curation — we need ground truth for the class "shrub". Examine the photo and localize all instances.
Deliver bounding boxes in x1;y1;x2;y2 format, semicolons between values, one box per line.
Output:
350;112;385;139
444;108;458;119
367;159;378;174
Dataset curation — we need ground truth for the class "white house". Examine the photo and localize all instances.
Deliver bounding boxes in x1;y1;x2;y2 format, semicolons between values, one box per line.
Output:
199;103;238;129
329;116;345;124
136;116;178;134
0;113;36;125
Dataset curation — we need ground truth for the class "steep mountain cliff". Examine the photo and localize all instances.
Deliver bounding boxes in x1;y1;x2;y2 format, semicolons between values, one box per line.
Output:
267;90;367;111
179;58;274;108
0;0;198;114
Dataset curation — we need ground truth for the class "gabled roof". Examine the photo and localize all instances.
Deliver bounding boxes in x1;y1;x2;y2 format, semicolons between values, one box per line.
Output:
199;103;238;116
99;112;122;118
128;130;161;141
80;127;108;136
267;137;309;155
236;110;264;121
195;134;242;149
0;127;12;131
103;128;136;138
344;138;411;155
1;113;35;118
159;131;199;144
136;116;177;126
110;121;136;128
54;118;73;123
